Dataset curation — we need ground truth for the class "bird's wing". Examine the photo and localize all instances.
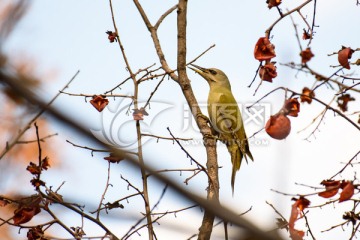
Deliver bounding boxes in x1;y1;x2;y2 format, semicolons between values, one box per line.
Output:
218;91;254;162
217;91;243;133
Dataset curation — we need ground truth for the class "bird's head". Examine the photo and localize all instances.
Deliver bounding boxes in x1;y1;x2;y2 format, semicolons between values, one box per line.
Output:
188;64;231;89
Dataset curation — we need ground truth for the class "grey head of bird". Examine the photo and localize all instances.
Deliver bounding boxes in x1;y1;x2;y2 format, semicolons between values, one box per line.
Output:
188;64;231;89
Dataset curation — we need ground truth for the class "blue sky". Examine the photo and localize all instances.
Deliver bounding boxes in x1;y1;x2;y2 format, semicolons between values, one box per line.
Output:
3;0;360;239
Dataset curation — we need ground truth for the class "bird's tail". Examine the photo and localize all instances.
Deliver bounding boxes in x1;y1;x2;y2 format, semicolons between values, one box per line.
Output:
229;144;241;194
228;139;253;194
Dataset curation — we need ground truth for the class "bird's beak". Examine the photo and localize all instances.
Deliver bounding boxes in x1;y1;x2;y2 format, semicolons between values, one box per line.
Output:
188;64;209;80
188;63;207;73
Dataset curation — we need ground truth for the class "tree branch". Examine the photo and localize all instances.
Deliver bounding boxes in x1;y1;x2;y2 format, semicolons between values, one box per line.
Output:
176;1;219;239
265;0;312;37
154;4;178;30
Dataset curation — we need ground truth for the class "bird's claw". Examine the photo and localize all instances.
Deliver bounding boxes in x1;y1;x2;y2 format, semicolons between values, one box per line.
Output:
202;133;219;141
196;113;210;123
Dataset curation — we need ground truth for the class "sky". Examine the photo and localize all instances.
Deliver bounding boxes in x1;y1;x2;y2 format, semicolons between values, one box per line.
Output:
2;0;360;239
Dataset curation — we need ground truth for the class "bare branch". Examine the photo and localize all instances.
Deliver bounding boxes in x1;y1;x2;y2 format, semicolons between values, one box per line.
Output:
142;75;166;109
330;149;360;179
167;127;210;183
248;86;360;132
187;44;216;65
265;0;313;37
154;4;178;30
133;0;178;81
141;133;192;142
96;161;112;220
66;139;109;156
59;91;134;99
16;133;58;144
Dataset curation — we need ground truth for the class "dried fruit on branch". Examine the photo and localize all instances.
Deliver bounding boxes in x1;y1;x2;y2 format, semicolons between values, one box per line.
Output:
265;114;291;140
14;207;41;225
300;87;315;104
318;188;339;198
90;95;109;112
26;162;41;175
288;197;310;240
254;37;276;61
264;98;301;140
343;211;360;225
300;48;314;64
318;179;341;198
31;178;45;188
106;30;118;43
27;226;44;240
13;196;41;225
302;29;311;40
27;157;50;175
259;62;277;82
41;157;50;170
338;46;354;69
104;153;124;163
71;227;86;239
318;180;355;202
133;107;148;120
283;98;300;117
320;179;341;187
339;181;354;202
266;0;282;9
337;94;355;112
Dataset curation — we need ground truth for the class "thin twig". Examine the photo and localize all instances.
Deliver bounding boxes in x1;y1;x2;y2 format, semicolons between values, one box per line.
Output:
309;0;317;46
104;76;132;94
167;127;210;181
187;44;216;65
66;140;109;156
302;210;316;240
289;13;303;52
142;75;166;109
265;0;313;37
312;68;344;91
154;4;178;30
133;0;179;81
281;62;360;94
248;62;262;88
44;207;76;238
334;74;360;81
40;190;119;240
96;161;112;220
297;95;336;134
121;183;168;240
34;123;42;166
59;91;134;99
150;204;198;216
266;201;287;225
330;149;360;179
17;133;58;144
248;87;360;132
141;133;192;142
184;170;202;185
91;192;142;214
148;185;168;214
296;10;313;46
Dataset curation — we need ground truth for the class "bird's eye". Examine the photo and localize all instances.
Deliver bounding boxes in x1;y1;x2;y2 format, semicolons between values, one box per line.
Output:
209;69;217;75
